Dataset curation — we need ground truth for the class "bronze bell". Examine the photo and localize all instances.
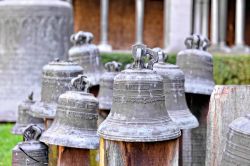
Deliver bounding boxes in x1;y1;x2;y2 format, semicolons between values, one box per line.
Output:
153;48;199;129
98;44;181;142
12;125;48;166
221;114;250;166
98;61;122;110
176;34;215;95
69;31;104;86
12;93;44;135
97;61;122;125
40;75;99;149
29;59;83;119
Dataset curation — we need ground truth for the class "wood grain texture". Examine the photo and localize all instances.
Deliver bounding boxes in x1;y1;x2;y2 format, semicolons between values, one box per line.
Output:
57;146;90;166
100;138;179;166
73;0;100;45
182;93;210;166
205;85;250;166
48;145;58;166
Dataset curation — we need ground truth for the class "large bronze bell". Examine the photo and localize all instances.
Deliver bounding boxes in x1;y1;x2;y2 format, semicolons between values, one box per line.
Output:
12;125;48;166
153;48;199;129
98;44;181;142
221;114;250;166
176;34;215;95
69;31;104;86
12;93;44;135
29;59;83;119
40;75;99;149
0;0;73;122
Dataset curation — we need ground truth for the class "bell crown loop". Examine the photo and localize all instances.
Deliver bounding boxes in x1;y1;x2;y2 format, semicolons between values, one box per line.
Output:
131;44;159;70
153;47;167;63
71;75;90;92
104;61;122;72
23;124;43;141
70;31;87;46
185;34;210;51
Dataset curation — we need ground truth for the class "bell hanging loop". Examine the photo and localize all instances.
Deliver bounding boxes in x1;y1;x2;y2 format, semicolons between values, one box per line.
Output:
104;61;122;72
153;47;167;63
71;75;90;92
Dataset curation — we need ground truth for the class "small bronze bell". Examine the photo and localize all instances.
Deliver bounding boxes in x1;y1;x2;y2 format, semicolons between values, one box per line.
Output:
69;31;104;86
29;59;83;119
12;125;48;166
97;61;122;125
176;34;215;95
98;44;181;142
12;93;44;135
221;114;250;166
40;75;99;149
153;48;199;129
98;61;122;110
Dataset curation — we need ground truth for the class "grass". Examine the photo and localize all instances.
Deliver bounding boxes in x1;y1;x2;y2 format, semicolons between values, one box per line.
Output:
0;124;22;166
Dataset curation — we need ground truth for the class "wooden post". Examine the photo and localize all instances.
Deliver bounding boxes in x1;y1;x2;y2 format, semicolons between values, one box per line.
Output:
100;138;179;166
205;85;250;166
180;93;210;166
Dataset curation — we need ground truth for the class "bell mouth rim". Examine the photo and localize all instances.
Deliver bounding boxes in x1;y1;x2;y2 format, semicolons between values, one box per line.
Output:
184;81;215;95
97;117;181;142
29;101;57;119
40;131;99;149
153;63;180;69
97;130;181;142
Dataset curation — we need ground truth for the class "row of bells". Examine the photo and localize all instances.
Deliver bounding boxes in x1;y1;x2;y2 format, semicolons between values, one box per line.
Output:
12;34;219;164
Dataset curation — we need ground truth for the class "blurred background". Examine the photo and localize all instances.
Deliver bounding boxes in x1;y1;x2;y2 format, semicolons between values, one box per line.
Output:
0;0;249;165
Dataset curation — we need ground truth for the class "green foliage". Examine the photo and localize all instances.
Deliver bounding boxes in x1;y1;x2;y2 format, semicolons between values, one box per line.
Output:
100;52;250;85
213;54;250;85
0;124;22;166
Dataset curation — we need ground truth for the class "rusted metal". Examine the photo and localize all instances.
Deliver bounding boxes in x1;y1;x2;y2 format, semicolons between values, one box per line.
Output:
40;75;99;149
0;0;73;122
153;48;199;129
98;44;181;142
12;125;48;166
28;59;83;119
12;93;44;135
221;114;250;165
176;34;215;95
69;31;104;86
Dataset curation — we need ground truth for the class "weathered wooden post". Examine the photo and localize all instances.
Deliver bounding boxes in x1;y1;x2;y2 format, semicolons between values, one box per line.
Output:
152;48;199;166
28;59;83;166
98;44;181;166
40;75;99;165
176;34;215;166
12;93;44;135
205;85;250;166
69;31;104;97
97;61;122;126
0;0;73;122
12;125;48;166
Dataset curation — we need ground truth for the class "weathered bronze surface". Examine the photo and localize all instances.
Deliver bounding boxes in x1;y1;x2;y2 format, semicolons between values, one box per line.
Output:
221;114;250;166
12;93;44;135
153;48;198;129
69;31;104;86
29;59;83;119
176;34;215;95
12;125;48;166
98;44;181;142
0;0;73;121
98;61;122;110
40;75;99;149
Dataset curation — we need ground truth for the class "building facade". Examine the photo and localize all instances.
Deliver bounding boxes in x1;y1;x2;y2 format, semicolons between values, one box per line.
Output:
72;0;250;53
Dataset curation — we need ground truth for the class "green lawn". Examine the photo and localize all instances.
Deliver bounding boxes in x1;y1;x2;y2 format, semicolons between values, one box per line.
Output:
0;124;22;166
